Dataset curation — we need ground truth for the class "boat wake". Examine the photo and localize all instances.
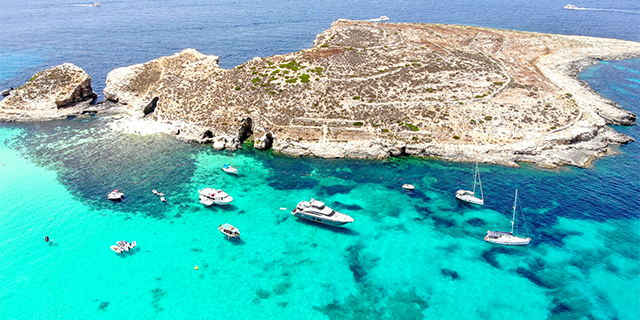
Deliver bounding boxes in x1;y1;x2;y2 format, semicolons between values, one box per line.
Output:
366;16;389;22
563;4;640;14
72;2;101;7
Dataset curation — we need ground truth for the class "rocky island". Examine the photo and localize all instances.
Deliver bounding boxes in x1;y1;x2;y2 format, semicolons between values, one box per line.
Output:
2;20;640;168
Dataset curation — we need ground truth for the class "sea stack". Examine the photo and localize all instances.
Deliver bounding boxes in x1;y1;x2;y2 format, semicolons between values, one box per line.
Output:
0;63;98;121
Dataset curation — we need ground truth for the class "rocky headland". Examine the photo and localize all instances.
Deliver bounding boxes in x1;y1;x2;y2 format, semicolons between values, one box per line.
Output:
3;20;640;168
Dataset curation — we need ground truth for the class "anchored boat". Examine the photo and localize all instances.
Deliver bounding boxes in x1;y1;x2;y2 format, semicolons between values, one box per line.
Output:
291;199;354;226
455;162;484;205
222;164;238;175
484;189;531;246
218;223;240;238
107;189;124;201
199;188;233;205
110;240;136;253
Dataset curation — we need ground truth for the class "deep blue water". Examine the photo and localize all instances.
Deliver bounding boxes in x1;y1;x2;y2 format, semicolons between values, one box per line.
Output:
1;0;639;98
1;1;640;319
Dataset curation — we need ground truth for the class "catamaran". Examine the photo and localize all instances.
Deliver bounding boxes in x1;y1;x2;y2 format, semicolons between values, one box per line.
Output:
455;162;484;205
484;189;531;246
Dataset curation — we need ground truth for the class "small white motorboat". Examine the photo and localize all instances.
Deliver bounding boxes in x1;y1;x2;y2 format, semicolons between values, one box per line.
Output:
219;223;241;238
563;4;580;10
152;189;165;196
111;240;136;253
222;164;238;175
199;188;233;205
402;184;415;190
107;189;124;201
160;197;167;202
93;2;101;7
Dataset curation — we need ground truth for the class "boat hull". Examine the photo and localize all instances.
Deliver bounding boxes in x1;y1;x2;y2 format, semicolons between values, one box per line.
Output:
455;190;484;205
484;231;530;246
292;211;352;226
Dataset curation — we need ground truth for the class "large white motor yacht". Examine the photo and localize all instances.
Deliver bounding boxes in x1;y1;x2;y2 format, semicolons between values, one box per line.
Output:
291;199;354;226
199;188;233;205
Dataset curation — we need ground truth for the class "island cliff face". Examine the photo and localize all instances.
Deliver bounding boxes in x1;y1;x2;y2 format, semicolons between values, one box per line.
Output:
0;63;99;121
6;20;640;167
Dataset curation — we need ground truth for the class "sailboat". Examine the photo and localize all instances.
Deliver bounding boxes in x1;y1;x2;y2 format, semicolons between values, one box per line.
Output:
222;151;238;175
484;189;531;246
455;162;484;205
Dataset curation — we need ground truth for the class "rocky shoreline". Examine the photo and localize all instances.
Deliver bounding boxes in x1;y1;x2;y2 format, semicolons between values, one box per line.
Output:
2;20;640;168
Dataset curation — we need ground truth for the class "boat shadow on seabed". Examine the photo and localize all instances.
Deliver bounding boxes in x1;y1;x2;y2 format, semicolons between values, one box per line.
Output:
116;246;141;258
294;219;360;236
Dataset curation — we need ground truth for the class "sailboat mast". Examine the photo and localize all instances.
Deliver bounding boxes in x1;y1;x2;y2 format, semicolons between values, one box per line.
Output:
472;163;478;194
510;189;518;234
477;164;483;200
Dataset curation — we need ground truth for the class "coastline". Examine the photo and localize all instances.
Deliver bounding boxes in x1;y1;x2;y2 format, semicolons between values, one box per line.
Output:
2;21;640;168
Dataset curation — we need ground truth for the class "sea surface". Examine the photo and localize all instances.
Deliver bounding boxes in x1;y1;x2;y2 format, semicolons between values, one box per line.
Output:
1;0;640;319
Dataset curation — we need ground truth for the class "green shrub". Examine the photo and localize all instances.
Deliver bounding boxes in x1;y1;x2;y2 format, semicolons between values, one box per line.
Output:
235;87;241;90
382;129;390;133
404;123;419;131
565;93;573;98
251;77;261;84
453;136;460;140
279;60;301;71
353;122;363;126
470;119;476;124
320;44;329;48
493;81;504;85
484;116;492;121
285;78;297;83
353;96;360;100
550;126;557;130
426;88;434;93
299;74;310;83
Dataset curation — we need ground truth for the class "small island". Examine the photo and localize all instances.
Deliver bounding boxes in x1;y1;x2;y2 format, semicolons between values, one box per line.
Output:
2;19;640;168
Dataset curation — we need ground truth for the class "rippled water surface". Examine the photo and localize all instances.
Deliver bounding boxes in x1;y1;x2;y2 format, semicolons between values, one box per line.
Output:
1;0;639;319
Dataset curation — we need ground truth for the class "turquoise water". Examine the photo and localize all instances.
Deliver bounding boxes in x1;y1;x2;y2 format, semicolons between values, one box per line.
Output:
1;59;640;319
1;0;640;318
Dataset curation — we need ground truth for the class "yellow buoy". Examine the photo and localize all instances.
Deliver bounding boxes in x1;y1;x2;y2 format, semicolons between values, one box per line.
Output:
195;265;199;270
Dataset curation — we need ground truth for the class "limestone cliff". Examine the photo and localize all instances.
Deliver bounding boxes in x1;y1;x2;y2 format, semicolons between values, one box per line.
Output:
0;63;102;121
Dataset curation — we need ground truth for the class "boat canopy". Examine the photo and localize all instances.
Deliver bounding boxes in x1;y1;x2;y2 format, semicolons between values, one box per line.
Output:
488;231;512;237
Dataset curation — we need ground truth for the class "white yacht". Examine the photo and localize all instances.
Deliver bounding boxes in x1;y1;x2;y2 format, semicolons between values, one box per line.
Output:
291;199;354;226
199;187;233;205
218;223;240;238
107;189;124;201
455;162;484;205
563;4;580;9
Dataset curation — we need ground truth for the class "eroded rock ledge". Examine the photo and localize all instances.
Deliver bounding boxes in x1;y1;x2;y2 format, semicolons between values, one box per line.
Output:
5;20;640;168
0;63;122;121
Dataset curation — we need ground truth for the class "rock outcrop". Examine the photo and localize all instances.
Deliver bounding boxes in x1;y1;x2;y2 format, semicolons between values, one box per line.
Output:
0;63;108;121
